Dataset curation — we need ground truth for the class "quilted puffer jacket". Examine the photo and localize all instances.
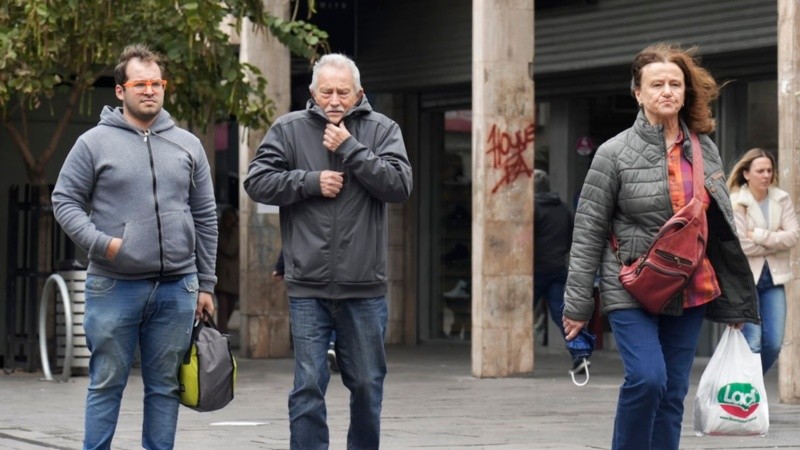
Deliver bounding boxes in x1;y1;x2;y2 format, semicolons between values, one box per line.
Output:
564;112;759;324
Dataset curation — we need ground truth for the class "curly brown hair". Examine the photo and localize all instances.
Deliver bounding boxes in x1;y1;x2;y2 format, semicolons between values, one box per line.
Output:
630;43;719;134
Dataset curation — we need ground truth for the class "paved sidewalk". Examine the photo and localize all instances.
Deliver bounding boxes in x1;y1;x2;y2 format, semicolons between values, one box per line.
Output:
1;342;799;449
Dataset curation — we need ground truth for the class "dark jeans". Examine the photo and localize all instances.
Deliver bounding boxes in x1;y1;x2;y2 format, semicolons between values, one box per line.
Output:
607;304;706;450
534;270;569;349
288;296;388;450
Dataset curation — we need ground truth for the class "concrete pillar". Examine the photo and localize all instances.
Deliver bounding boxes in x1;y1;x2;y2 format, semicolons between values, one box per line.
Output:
237;0;292;358
471;0;535;377
777;0;800;404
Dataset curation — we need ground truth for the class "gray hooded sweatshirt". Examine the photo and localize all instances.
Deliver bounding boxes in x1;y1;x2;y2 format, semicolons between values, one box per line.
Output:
244;96;413;299
52;106;218;293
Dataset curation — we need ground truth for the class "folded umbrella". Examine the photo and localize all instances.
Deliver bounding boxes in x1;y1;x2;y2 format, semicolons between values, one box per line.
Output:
566;327;595;387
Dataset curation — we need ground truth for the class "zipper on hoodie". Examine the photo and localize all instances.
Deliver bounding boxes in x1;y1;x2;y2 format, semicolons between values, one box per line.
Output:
144;130;166;275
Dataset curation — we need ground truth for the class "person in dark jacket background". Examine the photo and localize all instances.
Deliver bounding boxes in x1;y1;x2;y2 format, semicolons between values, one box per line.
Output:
534;169;586;373
52;44;217;450
563;43;758;450
244;53;413;450
215;206;239;335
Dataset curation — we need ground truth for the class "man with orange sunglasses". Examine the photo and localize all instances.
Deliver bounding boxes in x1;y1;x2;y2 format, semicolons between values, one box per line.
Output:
52;44;217;450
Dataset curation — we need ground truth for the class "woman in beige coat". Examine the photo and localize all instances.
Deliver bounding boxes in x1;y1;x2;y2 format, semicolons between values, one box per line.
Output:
728;148;800;374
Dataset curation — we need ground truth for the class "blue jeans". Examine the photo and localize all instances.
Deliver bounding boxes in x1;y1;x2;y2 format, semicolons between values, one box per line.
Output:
82;274;198;450
608;304;706;450
534;270;568;342
742;267;786;374
288;296;388;450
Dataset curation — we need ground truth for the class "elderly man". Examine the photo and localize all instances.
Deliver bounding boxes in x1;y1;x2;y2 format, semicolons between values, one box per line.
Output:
244;53;413;449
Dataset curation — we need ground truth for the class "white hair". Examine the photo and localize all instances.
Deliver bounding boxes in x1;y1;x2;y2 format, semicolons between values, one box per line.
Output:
308;53;362;93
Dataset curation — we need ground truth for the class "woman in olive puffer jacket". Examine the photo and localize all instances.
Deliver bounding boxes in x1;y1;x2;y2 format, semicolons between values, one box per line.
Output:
562;43;758;450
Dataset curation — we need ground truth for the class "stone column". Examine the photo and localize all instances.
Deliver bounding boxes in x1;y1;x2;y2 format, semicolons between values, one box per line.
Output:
777;0;800;403
471;0;535;377
237;0;292;358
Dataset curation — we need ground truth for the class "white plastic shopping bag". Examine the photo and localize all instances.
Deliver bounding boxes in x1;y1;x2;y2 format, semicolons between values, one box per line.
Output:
693;327;769;436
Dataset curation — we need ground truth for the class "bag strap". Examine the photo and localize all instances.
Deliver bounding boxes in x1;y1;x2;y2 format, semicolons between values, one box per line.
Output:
610;130;705;260
569;357;591;387
202;310;219;330
688;131;704;200
182;311;220;364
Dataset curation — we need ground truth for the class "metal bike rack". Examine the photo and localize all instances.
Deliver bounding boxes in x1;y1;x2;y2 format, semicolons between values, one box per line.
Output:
38;273;73;382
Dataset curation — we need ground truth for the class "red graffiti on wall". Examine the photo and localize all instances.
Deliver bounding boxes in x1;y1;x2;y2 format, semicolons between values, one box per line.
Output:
486;123;535;193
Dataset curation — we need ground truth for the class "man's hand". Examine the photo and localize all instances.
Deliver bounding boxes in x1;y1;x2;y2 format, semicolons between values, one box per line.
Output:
323;122;351;152
196;292;215;320
320;170;344;198
106;237;122;260
563;317;587;341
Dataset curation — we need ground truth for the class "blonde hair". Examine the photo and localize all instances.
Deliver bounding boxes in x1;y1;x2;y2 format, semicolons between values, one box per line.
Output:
726;148;777;192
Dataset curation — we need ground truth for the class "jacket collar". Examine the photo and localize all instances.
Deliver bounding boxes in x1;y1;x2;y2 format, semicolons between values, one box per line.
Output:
306;95;373;122
733;184;785;230
99;106;175;134
632;110;695;161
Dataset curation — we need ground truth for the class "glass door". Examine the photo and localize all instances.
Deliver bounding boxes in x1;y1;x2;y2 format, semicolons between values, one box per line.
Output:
429;110;473;340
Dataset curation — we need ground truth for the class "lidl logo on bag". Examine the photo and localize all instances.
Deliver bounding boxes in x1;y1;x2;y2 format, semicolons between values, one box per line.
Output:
717;383;761;418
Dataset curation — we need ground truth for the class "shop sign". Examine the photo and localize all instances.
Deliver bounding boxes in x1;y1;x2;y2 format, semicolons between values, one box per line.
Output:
576;136;594;156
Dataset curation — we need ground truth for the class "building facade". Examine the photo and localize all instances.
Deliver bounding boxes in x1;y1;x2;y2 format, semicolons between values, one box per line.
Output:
0;0;783;366
337;0;777;353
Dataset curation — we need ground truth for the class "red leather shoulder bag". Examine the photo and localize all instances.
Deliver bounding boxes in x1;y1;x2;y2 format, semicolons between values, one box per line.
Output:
611;132;708;314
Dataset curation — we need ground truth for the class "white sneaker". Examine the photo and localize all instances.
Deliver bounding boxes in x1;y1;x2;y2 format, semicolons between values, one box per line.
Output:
327;347;340;373
443;279;470;299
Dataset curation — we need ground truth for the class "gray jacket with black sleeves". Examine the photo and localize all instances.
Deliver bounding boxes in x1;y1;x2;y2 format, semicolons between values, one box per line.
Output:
564;111;758;323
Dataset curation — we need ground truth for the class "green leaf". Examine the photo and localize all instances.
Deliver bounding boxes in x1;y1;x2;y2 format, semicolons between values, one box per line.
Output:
0;0;328;183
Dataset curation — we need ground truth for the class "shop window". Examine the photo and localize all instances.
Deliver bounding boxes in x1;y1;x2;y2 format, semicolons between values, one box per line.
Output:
434;110;472;340
746;80;778;154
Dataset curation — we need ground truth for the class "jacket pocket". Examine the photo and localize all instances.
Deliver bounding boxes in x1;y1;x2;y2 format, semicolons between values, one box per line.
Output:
85;274;116;293
161;210;196;271
116;216;161;274
336;215;383;283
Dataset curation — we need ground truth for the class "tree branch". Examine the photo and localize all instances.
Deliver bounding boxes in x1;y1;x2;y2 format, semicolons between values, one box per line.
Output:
36;81;87;174
1;119;36;172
